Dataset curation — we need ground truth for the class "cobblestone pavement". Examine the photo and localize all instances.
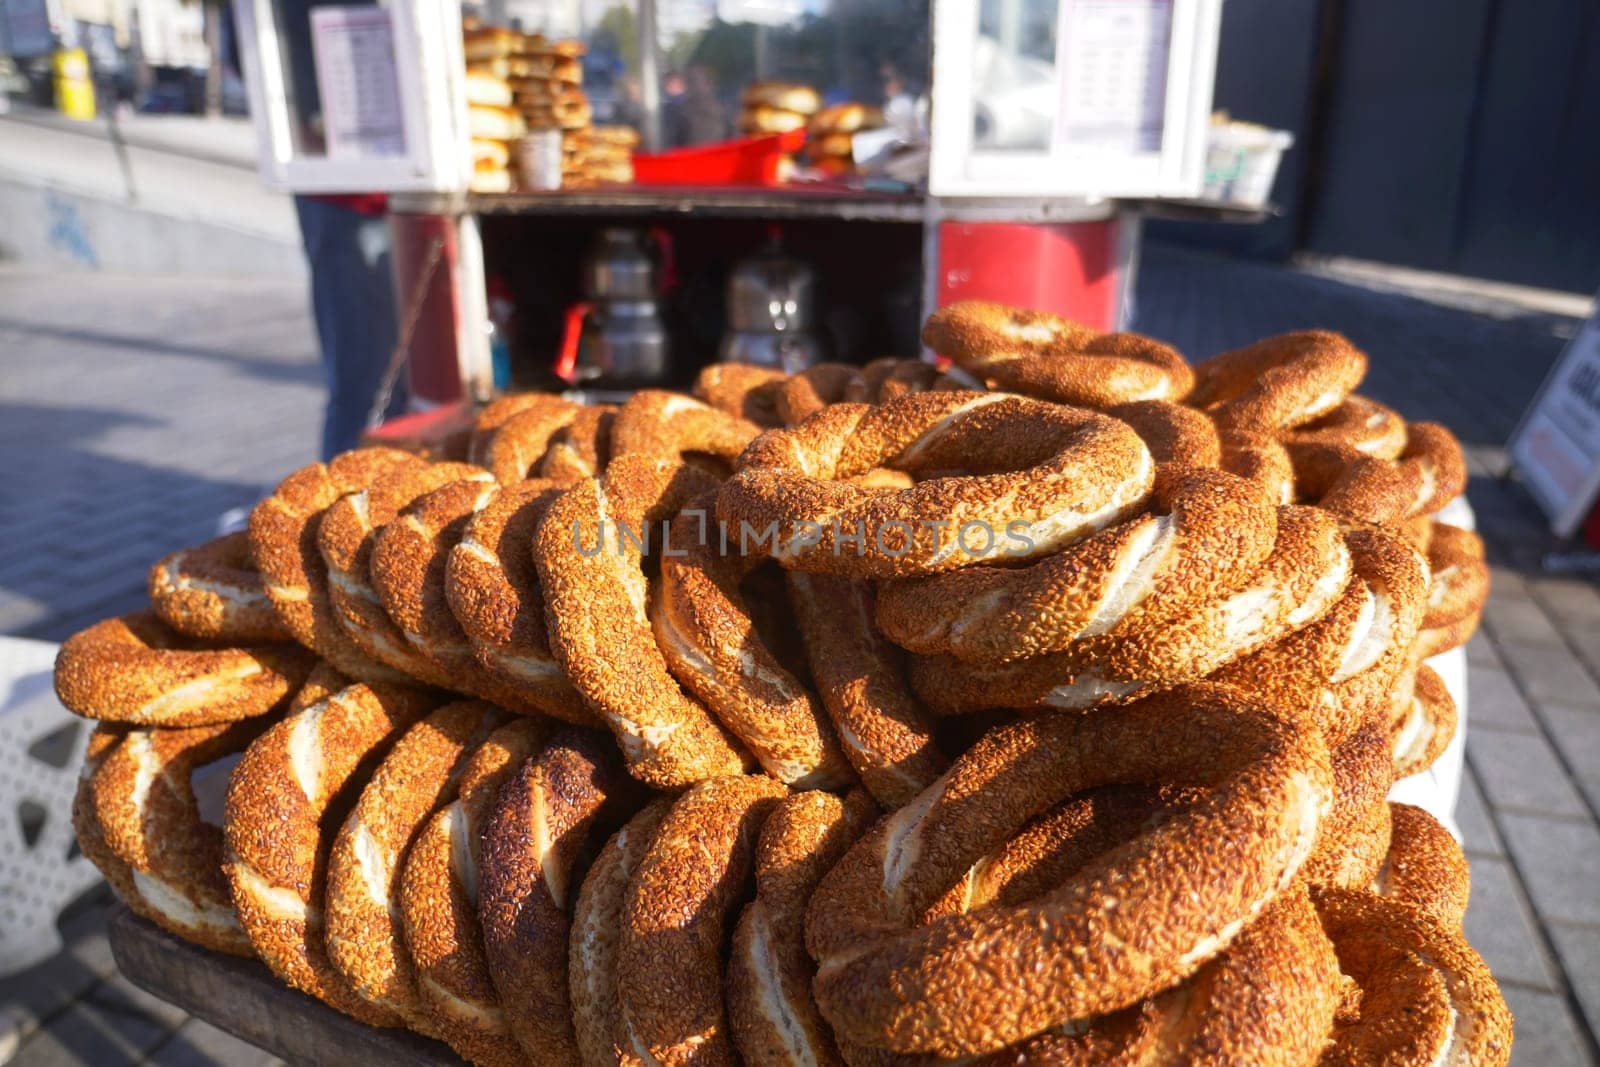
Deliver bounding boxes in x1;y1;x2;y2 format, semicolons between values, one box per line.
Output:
1;246;1598;1064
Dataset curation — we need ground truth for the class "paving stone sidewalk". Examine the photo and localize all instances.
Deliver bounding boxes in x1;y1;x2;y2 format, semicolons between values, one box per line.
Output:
2;247;1598;1064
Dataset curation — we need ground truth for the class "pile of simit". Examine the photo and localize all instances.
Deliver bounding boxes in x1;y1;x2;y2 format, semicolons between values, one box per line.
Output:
57;299;1508;1065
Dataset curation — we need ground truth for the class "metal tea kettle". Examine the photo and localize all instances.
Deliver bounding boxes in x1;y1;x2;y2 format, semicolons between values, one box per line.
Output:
556;228;671;387
719;236;823;371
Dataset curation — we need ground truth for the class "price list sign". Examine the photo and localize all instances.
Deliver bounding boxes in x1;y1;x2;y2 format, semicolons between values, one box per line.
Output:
1055;0;1172;154
1510;294;1600;537
311;6;408;161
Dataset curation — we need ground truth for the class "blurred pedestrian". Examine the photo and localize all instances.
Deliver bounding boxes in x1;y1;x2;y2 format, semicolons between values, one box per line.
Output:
663;64;729;146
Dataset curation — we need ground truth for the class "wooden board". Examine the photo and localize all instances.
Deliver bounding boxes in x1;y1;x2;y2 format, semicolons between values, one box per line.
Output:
107;906;464;1065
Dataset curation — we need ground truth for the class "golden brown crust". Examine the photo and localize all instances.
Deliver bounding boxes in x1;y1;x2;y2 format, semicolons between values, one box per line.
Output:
1391;663;1456;779
318;460;495;688
1282;396;1407;459
149;531;289;642
779;363;866;426
325;701;507;1030
570;799;674;1067
1375;803;1471;926
222;680;437;1024
617;775;788;1066
694;363;789;428
720;392;1156;579
909;505;1350;714
610;390;763;471
83;718;271;953
656;502;850;788
249;448;422;681
537;456;751;788
1423;521;1489;631
806;685;1334;1056
787;571;947;808
1289;422;1468;526
401;718;550;1067
728;790;877;1067
470;394;581;484
479;727;642;1065
1191;330;1367;434
1107;400;1222;466
1303;725;1395;890
54;611;312;726
1314;887;1512;1066
538;405;615;482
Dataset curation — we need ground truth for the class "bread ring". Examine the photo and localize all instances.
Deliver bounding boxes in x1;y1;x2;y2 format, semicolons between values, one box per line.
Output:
1423;521;1488;631
399;719;548;1066
844;359;947;408
909;504;1349;714
80;717;270;953
477;396;581;485
1290;422;1468;525
73;728;143;915
1415;610;1481;659
470;394;563;463
787;571;947;808
694;363;789;428
223;679;438;1024
55;611;313;726
610;390;762;473
324;701;507;1030
1218;430;1296;504
371;476;584;719
655;504;850;787
569;798;674;1067
1107;400;1222;466
1375;802;1470;926
1282;395;1407;459
250;447;424;681
720;392;1155;579
444;480;592;723
618;774;788;1066
728;790;877;1067
479;727;642;1065
537;455;752;788
1190;330;1367;434
1214;524;1429;746
538;404;615;482
1313;887;1512;1066
1303;725;1395;889
148;531;289;642
922;301;1099;362
876;465;1277;664
289;659;350;712
743;81;821;115
777;363;865;426
1392;663;1456;779
319;460;495;687
806;686;1332;1056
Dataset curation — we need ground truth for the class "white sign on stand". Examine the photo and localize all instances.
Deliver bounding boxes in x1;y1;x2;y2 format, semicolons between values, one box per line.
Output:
1056;0;1173;154
1509;292;1600;538
311;6;408;161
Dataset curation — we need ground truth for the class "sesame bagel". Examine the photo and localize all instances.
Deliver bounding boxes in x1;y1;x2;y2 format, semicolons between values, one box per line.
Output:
1302;725;1395;890
81;717;271;954
370;476;581;718
1214;523;1429;747
923;302;1193;407
1374;802;1471;925
1290;422;1468;526
805;685;1333;1057
787;571;947;808
1107;400;1223;466
318;460;496;688
148;531;288;642
249;447;423;681
538;404;615;482
727;790;877;1067
1313;887;1512;1066
1190;330;1367;435
655;504;850;788
222;680;438;1025
569;798;675;1067
847;358;952;407
1423;521;1489;632
610;390;763;472
1392;663;1457;779
54;611;312;726
1282;395;1407;459
908;504;1350;714
618;774;788;1066
479;727;643;1066
719;391;1155;579
444;479;593;723
1219;430;1296;504
324;701;507;1031
537;456;751;788
777;363;866;426
875;465;1277;664
478;395;582;485
401;718;549;1067
694;363;789;428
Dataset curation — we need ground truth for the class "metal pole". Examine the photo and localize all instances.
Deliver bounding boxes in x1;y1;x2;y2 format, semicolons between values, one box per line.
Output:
637;0;661;150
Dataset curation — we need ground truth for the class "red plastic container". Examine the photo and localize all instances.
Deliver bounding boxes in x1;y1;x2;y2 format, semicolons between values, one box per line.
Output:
632;129;807;186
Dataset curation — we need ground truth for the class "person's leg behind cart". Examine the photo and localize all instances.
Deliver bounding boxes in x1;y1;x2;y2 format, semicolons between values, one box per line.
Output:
294;195;407;460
